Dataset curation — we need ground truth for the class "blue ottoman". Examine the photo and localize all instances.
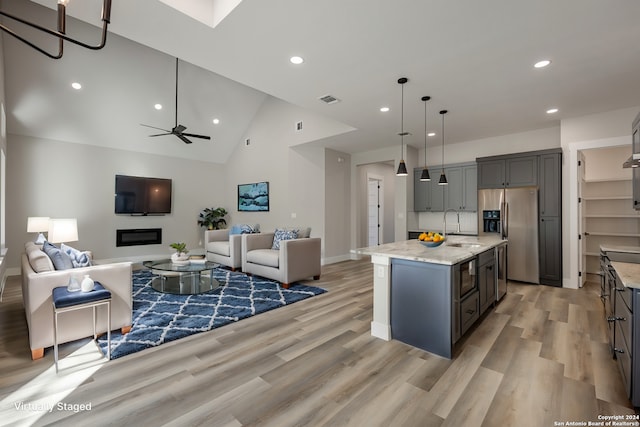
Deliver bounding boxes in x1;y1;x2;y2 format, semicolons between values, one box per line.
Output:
52;282;111;373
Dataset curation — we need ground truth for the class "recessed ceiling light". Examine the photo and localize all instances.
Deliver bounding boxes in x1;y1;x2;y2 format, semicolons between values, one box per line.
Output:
546;108;559;114
71;82;82;90
212;118;220;124
154;104;162;110
428;132;436;137
290;56;304;65
380;107;390;112
534;60;551;68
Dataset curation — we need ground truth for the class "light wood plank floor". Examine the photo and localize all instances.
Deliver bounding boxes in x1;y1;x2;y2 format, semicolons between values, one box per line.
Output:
0;259;637;426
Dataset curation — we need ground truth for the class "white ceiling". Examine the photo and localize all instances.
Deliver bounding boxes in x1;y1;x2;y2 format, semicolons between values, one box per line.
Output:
6;0;640;161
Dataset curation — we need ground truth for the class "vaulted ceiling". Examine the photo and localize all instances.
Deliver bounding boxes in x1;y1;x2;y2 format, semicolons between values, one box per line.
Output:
5;0;640;162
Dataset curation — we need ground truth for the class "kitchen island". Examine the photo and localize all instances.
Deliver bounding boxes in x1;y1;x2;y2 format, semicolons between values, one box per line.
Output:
355;235;506;358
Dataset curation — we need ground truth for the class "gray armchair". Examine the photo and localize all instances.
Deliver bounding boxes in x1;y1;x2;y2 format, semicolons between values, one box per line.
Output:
205;229;242;271
242;231;321;288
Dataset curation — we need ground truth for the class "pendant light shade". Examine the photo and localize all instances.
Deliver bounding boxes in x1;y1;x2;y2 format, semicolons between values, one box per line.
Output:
420;96;431;181
396;77;409;176
438;110;448;186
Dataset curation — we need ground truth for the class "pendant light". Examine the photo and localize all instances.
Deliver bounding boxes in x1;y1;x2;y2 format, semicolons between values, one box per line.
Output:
438;110;448;185
420;96;431;181
396;77;409;176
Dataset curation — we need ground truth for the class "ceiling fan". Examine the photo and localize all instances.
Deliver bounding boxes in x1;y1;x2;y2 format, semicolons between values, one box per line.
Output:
141;58;211;144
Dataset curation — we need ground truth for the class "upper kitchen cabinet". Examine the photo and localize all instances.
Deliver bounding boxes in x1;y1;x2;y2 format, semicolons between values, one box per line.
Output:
477;154;538;189
477;160;504;189
414;169;432;211
538;153;562;217
506;156;537;187
445;163;477;211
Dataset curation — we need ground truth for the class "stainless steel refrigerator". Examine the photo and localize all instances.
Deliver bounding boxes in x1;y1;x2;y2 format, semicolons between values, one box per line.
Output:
478;187;539;284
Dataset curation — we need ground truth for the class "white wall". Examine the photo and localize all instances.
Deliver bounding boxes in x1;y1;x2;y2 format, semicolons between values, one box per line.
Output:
223;96;353;261
324;148;352;263
582;145;631;181
6;135;227;268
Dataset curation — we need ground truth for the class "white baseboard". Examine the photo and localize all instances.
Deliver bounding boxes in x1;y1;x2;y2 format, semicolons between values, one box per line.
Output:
322;253;356;265
370;321;391;341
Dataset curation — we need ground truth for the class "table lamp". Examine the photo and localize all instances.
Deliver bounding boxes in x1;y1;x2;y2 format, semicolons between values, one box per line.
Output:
48;218;79;244
27;217;50;244
48;218;80;292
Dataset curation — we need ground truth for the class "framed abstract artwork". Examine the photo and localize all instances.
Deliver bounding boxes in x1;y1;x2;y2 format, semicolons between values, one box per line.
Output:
238;181;269;212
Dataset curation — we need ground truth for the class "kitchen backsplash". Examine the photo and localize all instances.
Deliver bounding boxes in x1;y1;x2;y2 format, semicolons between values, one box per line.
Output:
417;211;479;235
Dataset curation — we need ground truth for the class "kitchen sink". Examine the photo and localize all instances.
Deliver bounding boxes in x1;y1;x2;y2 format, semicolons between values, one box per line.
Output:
446;242;482;249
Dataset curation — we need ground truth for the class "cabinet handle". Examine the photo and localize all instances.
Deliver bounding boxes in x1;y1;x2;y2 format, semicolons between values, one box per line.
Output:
614;347;625;354
466;309;475;315
607;316;616;323
541;218;545;222
616;316;627;322
615;287;626;292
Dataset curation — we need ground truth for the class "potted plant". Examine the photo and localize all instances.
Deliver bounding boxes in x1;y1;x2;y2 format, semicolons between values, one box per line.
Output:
170;242;189;264
197;207;228;230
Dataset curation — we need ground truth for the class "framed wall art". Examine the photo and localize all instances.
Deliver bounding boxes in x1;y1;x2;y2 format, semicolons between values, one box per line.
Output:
238;181;269;212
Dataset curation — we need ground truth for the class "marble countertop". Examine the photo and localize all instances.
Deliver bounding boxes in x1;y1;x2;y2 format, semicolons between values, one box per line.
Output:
353;235;506;265
601;245;640;254
611;262;640;289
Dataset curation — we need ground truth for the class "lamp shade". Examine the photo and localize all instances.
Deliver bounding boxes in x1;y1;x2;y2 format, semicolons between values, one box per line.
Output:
420;168;431;181
27;217;50;232
396;160;408;176
48;218;78;243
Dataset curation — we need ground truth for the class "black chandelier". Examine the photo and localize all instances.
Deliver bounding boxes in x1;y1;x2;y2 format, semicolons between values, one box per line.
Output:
0;0;112;60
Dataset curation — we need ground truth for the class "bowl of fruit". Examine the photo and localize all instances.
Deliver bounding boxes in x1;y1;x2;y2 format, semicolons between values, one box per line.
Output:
418;231;445;247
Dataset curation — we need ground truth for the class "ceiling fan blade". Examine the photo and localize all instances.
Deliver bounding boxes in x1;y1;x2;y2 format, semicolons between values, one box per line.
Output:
148;133;172;137
173;124;187;134
176;134;193;144
182;133;211;140
140;123;170;132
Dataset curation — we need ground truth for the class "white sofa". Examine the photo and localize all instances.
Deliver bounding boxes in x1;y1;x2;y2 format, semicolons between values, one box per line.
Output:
21;242;133;360
242;229;321;288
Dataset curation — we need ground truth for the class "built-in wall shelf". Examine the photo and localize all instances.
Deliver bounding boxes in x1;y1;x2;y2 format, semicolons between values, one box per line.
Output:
582;176;639;275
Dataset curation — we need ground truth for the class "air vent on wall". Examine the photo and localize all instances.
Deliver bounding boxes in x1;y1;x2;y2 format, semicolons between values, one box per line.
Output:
319;94;340;105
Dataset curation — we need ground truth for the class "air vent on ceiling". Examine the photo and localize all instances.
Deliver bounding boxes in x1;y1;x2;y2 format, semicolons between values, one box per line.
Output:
319;94;340;105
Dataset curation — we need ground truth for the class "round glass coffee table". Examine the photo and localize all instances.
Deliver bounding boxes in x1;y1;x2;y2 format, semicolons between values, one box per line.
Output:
143;259;221;294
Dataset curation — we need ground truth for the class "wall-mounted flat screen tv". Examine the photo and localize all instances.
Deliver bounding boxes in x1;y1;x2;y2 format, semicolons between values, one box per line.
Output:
115;174;172;215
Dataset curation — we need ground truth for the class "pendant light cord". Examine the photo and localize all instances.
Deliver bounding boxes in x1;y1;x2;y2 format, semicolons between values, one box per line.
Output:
441;111;445;172
400;82;404;159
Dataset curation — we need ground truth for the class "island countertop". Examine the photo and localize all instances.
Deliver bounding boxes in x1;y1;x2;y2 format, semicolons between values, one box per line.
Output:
354;235;506;265
611;261;640;289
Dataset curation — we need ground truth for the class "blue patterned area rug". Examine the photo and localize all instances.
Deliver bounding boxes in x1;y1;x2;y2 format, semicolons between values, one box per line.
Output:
97;269;326;359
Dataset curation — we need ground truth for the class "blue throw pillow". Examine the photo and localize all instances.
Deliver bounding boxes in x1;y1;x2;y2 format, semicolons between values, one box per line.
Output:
61;243;92;268
272;228;298;250
43;241;74;270
230;224;260;235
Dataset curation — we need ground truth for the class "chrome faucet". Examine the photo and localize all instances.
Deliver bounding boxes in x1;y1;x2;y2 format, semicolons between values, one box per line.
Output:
443;208;461;239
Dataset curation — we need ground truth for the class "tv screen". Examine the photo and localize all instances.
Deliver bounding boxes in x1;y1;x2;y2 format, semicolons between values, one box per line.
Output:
115;175;172;215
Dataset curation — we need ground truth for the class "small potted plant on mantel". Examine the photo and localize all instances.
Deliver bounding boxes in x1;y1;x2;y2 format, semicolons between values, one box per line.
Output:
170;242;189;264
197;207;228;230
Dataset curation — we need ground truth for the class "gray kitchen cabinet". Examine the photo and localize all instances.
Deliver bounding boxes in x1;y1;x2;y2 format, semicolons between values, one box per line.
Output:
478;249;496;314
478;160;505;189
505;156;537;187
445;164;477;211
538;153;561;217
633;112;640;210
611;268;640;407
413;169;432;211
430;174;445;211
539;216;562;286
477;155;537;189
